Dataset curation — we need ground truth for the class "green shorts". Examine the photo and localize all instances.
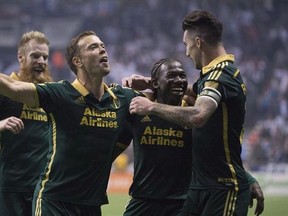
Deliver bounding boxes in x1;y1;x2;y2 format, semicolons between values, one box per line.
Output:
180;187;250;216
0;191;33;216
32;196;102;216
123;197;185;216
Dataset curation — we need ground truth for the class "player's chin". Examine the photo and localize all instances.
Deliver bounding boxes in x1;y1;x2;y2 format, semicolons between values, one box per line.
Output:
33;72;50;83
102;67;111;76
33;70;45;77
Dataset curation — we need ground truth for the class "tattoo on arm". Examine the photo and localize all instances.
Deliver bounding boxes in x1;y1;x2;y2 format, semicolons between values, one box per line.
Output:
151;96;217;128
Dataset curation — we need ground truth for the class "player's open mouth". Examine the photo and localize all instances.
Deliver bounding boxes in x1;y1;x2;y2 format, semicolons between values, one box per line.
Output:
171;87;184;94
33;67;44;73
100;57;108;63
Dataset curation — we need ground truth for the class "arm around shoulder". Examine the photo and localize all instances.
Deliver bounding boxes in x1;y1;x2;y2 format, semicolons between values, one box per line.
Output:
129;95;217;128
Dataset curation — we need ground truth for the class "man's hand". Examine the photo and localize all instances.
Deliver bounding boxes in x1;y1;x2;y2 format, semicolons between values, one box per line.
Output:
0;116;24;134
129;96;155;115
122;74;151;90
249;181;264;215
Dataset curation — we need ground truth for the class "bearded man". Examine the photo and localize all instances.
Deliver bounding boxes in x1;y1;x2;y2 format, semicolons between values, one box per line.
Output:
0;31;53;216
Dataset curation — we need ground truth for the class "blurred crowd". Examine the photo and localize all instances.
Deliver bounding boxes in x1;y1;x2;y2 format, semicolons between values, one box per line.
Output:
1;0;288;170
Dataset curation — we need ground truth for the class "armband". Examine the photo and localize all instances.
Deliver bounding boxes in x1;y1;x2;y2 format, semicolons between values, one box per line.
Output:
199;87;221;106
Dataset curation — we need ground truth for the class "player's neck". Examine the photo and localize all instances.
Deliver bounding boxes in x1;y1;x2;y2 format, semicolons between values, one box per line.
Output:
78;76;105;100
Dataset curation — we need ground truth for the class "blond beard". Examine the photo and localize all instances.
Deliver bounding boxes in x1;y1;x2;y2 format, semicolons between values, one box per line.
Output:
19;65;53;83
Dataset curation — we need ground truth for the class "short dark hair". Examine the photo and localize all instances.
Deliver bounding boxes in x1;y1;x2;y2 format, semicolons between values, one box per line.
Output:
151;58;171;81
182;10;223;46
65;31;96;74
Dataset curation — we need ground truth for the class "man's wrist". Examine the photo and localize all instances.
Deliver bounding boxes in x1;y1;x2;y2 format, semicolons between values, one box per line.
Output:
150;102;160;115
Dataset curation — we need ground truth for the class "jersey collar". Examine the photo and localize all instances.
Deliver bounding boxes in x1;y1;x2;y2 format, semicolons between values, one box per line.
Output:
181;100;188;107
71;79;117;100
10;72;21;80
201;54;234;75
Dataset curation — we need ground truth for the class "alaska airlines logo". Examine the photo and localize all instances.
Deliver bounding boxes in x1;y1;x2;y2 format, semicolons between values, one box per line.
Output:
80;107;118;128
20;104;47;122
140;126;184;147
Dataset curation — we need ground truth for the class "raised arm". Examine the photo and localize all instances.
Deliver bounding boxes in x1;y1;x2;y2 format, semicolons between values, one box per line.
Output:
0;73;37;107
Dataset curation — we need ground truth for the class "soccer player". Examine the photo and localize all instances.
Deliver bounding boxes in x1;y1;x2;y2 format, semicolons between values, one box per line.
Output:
0;31;139;216
0;31;52;216
119;58;193;216
129;10;264;216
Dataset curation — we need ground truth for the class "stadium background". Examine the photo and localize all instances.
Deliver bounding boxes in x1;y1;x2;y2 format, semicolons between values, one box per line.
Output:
1;0;288;215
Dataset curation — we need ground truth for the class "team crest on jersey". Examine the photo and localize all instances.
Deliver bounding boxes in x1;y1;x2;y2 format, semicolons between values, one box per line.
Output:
140;115;151;122
111;98;120;109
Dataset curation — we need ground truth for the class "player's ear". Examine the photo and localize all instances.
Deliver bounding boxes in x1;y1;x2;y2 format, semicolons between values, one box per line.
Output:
195;36;201;49
151;78;159;89
72;56;83;67
17;52;24;63
195;36;205;49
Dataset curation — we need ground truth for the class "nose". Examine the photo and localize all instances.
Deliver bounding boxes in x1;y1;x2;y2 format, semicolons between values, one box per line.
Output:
37;56;45;64
175;76;184;83
100;46;106;54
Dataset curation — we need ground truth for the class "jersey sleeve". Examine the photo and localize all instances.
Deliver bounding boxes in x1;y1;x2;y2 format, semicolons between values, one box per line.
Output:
204;68;243;101
35;82;65;113
246;171;257;184
123;86;143;103
109;83;143;105
116;120;133;149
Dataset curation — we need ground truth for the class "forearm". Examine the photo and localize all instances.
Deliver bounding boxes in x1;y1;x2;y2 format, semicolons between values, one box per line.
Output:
0;73;36;106
149;103;200;128
150;97;216;128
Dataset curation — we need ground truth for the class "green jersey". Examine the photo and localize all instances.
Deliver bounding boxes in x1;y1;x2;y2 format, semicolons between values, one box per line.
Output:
33;80;138;206
120;101;192;200
0;72;49;192
191;54;249;191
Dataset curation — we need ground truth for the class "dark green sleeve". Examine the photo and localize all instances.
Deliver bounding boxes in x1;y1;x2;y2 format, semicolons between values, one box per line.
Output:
112;142;130;162
246;171;257;185
112;120;132;161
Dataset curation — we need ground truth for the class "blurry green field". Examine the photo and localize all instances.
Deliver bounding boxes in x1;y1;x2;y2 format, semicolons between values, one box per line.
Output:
102;193;288;216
